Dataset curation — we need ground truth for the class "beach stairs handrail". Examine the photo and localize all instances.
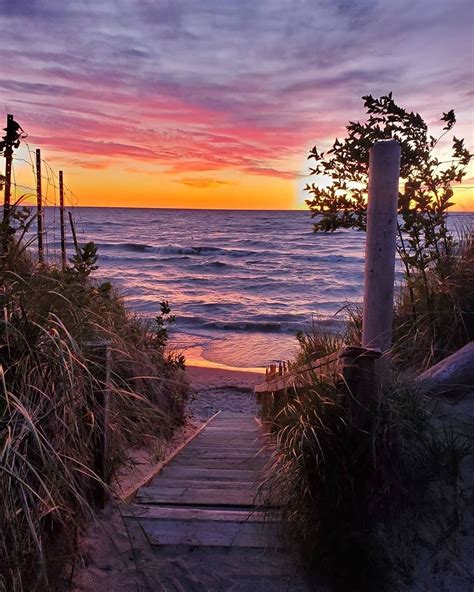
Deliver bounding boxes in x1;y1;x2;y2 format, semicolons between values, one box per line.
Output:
254;346;381;427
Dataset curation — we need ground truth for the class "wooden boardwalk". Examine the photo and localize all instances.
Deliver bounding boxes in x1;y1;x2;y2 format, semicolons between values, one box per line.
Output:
122;411;311;591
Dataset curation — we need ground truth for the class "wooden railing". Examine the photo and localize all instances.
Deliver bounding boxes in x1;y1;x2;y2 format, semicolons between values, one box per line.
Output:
255;346;380;393
254;346;381;426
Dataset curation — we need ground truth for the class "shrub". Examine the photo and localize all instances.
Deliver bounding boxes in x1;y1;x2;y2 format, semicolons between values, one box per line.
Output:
305;94;472;323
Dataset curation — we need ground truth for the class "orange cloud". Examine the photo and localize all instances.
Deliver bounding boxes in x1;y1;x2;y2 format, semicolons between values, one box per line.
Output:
175;177;237;189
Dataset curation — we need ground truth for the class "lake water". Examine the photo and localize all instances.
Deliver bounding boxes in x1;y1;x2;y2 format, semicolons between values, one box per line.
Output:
40;208;472;368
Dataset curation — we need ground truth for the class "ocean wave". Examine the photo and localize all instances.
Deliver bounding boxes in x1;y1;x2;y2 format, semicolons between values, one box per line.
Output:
292;253;364;264
175;314;343;334
96;241;258;258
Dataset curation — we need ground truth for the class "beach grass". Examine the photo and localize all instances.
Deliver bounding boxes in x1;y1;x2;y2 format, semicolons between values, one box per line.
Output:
0;244;189;591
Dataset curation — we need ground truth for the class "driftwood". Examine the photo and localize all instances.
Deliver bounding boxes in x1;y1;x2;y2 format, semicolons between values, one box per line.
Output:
417;341;474;396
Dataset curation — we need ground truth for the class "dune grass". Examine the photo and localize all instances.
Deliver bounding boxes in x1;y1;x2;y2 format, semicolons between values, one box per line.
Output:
261;227;473;590
393;226;474;370
0;235;189;590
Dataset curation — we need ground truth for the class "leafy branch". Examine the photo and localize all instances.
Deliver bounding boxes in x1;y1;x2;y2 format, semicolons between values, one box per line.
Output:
305;93;472;310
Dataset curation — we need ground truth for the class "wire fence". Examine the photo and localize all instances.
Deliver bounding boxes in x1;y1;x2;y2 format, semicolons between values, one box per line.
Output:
2;115;85;267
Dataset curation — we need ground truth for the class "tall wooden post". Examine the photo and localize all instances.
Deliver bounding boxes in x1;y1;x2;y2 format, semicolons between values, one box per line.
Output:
3;114;14;221
68;211;79;254
59;170;66;269
362;140;401;354
85;341;111;508
35;149;44;263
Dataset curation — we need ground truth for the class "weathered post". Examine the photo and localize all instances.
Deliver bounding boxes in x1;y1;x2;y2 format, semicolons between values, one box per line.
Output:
35;149;45;263
85;341;111;508
2;114;14;221
362;140;401;354
59;171;66;270
68;211;79;255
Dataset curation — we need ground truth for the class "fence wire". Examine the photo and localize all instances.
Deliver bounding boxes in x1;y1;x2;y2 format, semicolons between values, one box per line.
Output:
4;131;85;266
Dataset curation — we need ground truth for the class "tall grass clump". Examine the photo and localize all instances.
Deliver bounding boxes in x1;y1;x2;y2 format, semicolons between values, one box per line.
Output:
263;371;471;591
393;226;474;370
0;208;189;591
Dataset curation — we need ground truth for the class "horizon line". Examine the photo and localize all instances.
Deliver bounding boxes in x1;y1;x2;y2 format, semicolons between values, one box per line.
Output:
34;204;474;213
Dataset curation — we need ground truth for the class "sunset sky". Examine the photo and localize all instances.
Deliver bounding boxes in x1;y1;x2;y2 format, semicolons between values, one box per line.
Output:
1;0;473;210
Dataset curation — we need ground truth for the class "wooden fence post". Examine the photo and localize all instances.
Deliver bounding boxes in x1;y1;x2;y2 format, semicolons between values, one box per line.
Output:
362;140;401;354
2;114;14;222
35;149;45;263
68;211;79;255
59;170;66;270
85;341;111;508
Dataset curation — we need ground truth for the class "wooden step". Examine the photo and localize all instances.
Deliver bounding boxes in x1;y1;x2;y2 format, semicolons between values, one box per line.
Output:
126;516;282;548
145;479;258;490
176;449;265;460
135;486;271;507
159;467;263;481
121;504;276;523
169;458;267;469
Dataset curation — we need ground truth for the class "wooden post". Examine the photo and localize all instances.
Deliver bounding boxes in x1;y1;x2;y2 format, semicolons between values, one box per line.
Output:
35;149;44;263
59;171;66;269
362;140;400;354
68;211;79;254
85;341;111;508
2;114;14;221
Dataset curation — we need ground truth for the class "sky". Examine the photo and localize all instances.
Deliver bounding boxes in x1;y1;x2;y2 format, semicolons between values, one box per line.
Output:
0;0;473;210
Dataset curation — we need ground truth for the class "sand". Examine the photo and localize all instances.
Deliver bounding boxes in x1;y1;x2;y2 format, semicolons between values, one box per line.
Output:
186;364;262;420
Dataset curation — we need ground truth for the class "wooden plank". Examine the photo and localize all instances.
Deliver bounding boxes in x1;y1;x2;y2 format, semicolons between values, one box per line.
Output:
176;450;265;460
159;468;261;481
120;411;221;503
135;487;268;507
191;434;262;442
123;520;300;580
134;516;282;548
169;458;267;469
203;428;261;435
121;504;276;523
145;479;257;490
185;442;262;450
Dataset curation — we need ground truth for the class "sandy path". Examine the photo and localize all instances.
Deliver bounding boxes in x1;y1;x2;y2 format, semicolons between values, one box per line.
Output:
70;365;263;592
186;365;261;420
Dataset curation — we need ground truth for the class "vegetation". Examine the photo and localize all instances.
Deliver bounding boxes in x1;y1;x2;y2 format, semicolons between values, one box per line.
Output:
262;95;473;590
305;93;471;320
0;205;189;591
393;227;474;369
296;227;473;371
262;370;471;591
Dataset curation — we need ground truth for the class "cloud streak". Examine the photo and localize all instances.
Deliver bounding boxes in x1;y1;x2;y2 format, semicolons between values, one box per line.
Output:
175;177;237;189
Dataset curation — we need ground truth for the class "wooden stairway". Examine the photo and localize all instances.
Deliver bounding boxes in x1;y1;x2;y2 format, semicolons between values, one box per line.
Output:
122;411;311;591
